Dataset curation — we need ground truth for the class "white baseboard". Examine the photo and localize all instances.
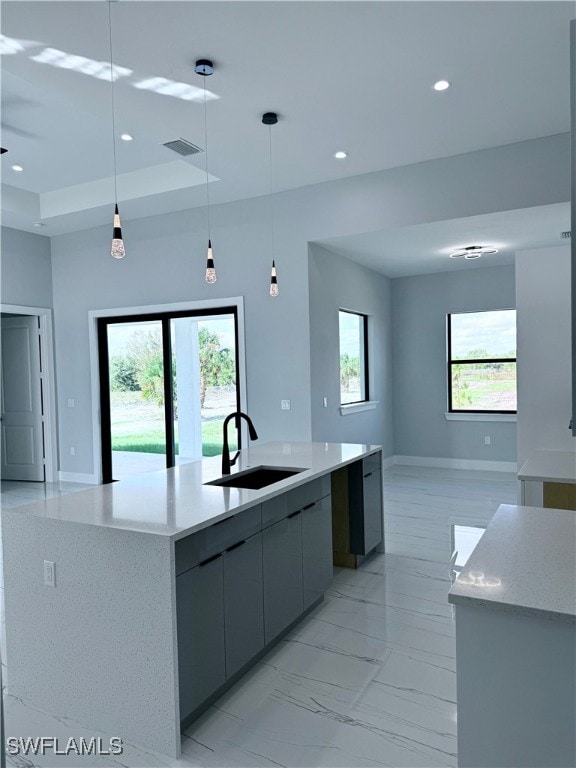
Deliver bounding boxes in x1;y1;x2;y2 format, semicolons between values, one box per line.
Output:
381;455;396;470
58;471;99;485
392;455;518;473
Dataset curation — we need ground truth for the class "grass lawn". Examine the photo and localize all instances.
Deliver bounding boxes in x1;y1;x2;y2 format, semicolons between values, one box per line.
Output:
112;418;236;457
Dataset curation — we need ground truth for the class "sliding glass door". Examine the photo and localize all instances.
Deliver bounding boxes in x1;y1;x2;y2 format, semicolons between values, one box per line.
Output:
98;308;240;482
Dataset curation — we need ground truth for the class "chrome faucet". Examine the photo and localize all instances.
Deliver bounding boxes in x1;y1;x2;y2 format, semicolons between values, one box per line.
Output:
221;411;259;475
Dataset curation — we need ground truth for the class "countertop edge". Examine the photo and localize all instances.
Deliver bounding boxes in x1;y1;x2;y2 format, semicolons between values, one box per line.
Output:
447;592;576;624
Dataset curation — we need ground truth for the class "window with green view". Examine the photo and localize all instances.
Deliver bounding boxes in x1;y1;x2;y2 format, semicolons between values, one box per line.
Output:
448;309;516;413
339;310;369;405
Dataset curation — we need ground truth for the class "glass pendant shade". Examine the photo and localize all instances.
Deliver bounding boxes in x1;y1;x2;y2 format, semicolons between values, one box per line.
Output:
269;260;279;297
111;204;126;259
205;239;217;283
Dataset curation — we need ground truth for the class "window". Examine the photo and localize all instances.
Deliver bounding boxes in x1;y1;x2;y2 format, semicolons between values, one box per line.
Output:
339;309;369;405
448;309;516;413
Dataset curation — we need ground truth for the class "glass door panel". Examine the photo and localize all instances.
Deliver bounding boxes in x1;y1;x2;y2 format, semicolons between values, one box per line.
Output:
171;314;238;466
107;320;166;479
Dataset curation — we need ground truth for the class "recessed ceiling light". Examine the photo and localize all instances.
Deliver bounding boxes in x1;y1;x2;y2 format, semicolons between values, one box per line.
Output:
433;80;451;92
11;164;23;172
334;151;348;160
449;245;499;259
121;133;133;141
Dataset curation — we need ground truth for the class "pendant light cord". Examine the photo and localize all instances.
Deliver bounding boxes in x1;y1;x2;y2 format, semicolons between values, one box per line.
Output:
268;124;275;261
107;0;118;204
203;77;211;239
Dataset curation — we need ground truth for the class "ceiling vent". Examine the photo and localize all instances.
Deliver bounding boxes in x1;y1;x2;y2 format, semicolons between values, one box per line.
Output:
560;231;571;240
163;138;203;156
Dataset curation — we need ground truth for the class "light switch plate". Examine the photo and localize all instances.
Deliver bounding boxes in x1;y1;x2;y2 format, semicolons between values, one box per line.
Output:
44;560;56;587
281;400;291;410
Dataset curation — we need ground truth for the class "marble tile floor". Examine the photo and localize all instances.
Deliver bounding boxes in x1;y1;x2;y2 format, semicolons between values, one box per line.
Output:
1;465;517;768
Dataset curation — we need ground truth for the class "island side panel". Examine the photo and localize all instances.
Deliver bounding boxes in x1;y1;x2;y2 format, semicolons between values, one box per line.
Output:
2;512;181;758
455;603;576;768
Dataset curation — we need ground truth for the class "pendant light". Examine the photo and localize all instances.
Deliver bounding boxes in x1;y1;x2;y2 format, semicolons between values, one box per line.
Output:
195;58;216;283
262;112;279;297
107;0;125;259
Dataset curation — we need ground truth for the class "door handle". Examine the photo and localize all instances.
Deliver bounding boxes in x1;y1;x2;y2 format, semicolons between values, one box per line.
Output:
199;553;222;567
287;509;302;519
226;539;246;553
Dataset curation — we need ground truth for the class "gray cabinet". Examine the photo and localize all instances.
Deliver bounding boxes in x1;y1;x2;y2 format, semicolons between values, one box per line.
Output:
263;512;304;643
176;554;225;722
176;474;335;726
302;495;333;609
223;533;264;678
348;453;384;556
362;464;383;555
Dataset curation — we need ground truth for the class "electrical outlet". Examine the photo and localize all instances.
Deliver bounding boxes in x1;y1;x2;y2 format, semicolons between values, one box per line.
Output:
70;446;75;455
281;400;291;410
323;397;328;408
44;560;56;587
67;398;75;408
484;436;491;445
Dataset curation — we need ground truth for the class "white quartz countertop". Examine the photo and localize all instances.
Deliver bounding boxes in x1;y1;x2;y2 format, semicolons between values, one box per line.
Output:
3;442;381;540
448;504;576;622
518;450;576;483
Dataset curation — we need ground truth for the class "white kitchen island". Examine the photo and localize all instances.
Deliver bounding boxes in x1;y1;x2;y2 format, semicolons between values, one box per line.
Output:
448;503;576;768
2;441;383;758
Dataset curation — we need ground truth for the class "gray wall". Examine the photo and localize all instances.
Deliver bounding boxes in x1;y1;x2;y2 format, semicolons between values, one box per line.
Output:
1;226;53;308
392;265;517;462
516;245;575;467
309;243;393;456
44;134;568;475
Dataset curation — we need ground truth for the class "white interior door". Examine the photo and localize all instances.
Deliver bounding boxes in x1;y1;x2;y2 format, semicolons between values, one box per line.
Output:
1;315;45;481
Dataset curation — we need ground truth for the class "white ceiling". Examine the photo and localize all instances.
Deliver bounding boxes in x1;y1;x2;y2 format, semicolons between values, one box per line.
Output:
315;203;571;278
1;1;573;272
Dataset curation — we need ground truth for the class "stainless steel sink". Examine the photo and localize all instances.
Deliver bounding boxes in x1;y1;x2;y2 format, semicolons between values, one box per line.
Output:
205;465;304;490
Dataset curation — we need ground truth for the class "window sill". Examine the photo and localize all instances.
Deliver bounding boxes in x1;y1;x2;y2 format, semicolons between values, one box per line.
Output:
340;401;379;416
444;412;517;423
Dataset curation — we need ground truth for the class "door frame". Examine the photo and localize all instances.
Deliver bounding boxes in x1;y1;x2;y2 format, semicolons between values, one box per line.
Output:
0;303;59;483
88;298;247;485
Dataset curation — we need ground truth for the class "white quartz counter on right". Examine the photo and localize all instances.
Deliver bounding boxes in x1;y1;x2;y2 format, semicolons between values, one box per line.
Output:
517;449;576;483
450;503;576;767
448;503;576;622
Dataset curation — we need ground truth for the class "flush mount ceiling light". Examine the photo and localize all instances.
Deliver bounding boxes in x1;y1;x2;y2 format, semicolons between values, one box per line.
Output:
107;0;125;260
120;133;133;142
334;151;347;159
449;245;499;260
195;58;217;284
11;164;23;172
433;80;451;91
262;112;279;297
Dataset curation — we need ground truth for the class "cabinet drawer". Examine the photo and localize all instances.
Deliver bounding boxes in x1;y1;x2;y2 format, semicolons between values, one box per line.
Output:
287;476;330;514
262;494;288;529
175;505;261;575
198;506;262;562
363;452;382;475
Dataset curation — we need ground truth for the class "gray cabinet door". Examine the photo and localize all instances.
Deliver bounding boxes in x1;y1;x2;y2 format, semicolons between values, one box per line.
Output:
263;513;303;643
223;533;264;678
363;468;383;554
302;495;333;609
176;555;225;722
